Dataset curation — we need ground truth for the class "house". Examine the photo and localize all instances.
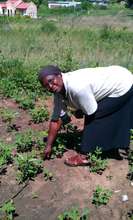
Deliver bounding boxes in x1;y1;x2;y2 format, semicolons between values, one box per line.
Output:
48;1;81;9
0;0;37;18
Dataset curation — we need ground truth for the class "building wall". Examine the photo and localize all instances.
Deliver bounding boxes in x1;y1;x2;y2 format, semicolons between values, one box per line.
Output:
48;1;81;8
0;0;37;17
25;3;37;18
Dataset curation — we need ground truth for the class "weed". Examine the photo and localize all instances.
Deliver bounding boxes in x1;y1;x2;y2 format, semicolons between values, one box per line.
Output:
0;200;16;220
92;185;112;207
15;153;43;183
58;207;89;220
30;106;49;123
43;168;54;181
89;147;108;174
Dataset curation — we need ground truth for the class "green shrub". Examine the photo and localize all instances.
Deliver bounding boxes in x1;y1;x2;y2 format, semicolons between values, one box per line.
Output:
51;136;66;159
92;185;112;207
0;55;44;100
89;147;108;174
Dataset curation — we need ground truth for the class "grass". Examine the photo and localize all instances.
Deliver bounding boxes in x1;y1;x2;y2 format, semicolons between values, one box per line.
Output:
0;5;133;72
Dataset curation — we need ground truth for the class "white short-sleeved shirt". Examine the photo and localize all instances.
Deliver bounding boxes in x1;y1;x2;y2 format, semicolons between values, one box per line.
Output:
51;66;133;120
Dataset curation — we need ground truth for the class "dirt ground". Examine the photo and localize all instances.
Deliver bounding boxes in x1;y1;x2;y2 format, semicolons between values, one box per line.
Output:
0;97;133;220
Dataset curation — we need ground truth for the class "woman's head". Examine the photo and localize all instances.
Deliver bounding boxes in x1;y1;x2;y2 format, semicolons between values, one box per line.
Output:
38;65;64;93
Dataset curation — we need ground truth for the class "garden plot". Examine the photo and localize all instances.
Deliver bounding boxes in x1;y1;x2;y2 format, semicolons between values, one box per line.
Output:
0;97;133;220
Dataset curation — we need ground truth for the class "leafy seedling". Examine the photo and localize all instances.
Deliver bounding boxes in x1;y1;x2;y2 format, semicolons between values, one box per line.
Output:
0;141;13;167
15;153;43;183
89;147;108;174
58;207;90;220
43;168;54;181
92;185;112;207
0;107;19;132
0;107;18;124
0;200;16;220
15;130;35;152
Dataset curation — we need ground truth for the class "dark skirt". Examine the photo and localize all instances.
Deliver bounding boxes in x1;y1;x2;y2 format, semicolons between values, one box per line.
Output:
80;85;133;153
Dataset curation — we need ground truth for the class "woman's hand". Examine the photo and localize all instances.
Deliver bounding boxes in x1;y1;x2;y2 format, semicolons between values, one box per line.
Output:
44;145;52;159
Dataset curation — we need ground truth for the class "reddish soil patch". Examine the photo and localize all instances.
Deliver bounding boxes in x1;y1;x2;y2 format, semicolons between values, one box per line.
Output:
0;97;133;220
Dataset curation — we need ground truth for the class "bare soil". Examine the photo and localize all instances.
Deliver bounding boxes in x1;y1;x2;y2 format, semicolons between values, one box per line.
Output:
0;97;133;220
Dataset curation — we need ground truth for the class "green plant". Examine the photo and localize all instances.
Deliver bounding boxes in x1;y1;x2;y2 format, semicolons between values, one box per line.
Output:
58;207;89;220
30;106;49;123
15;153;43;183
0;107;18;124
0;200;16;220
15;130;35;152
51;137;66;159
43;168;53;181
0;141;13;167
17;96;35;110
89;147;108;174
92;185;112;207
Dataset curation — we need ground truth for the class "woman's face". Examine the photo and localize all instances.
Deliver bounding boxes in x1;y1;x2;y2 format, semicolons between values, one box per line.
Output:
42;74;64;93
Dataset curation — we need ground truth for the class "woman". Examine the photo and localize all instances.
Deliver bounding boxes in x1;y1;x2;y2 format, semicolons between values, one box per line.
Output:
38;65;133;166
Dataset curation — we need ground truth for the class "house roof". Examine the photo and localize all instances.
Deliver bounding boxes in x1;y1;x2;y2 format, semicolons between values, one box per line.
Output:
16;2;30;9
0;2;7;8
0;0;32;9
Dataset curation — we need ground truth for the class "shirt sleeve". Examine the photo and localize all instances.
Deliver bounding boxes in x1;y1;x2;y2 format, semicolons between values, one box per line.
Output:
75;87;98;115
51;93;67;121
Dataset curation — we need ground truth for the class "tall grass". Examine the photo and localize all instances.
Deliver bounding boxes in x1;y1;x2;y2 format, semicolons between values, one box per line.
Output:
0;12;133;72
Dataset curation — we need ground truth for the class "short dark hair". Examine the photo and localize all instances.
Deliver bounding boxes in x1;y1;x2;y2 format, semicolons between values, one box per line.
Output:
38;65;61;83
